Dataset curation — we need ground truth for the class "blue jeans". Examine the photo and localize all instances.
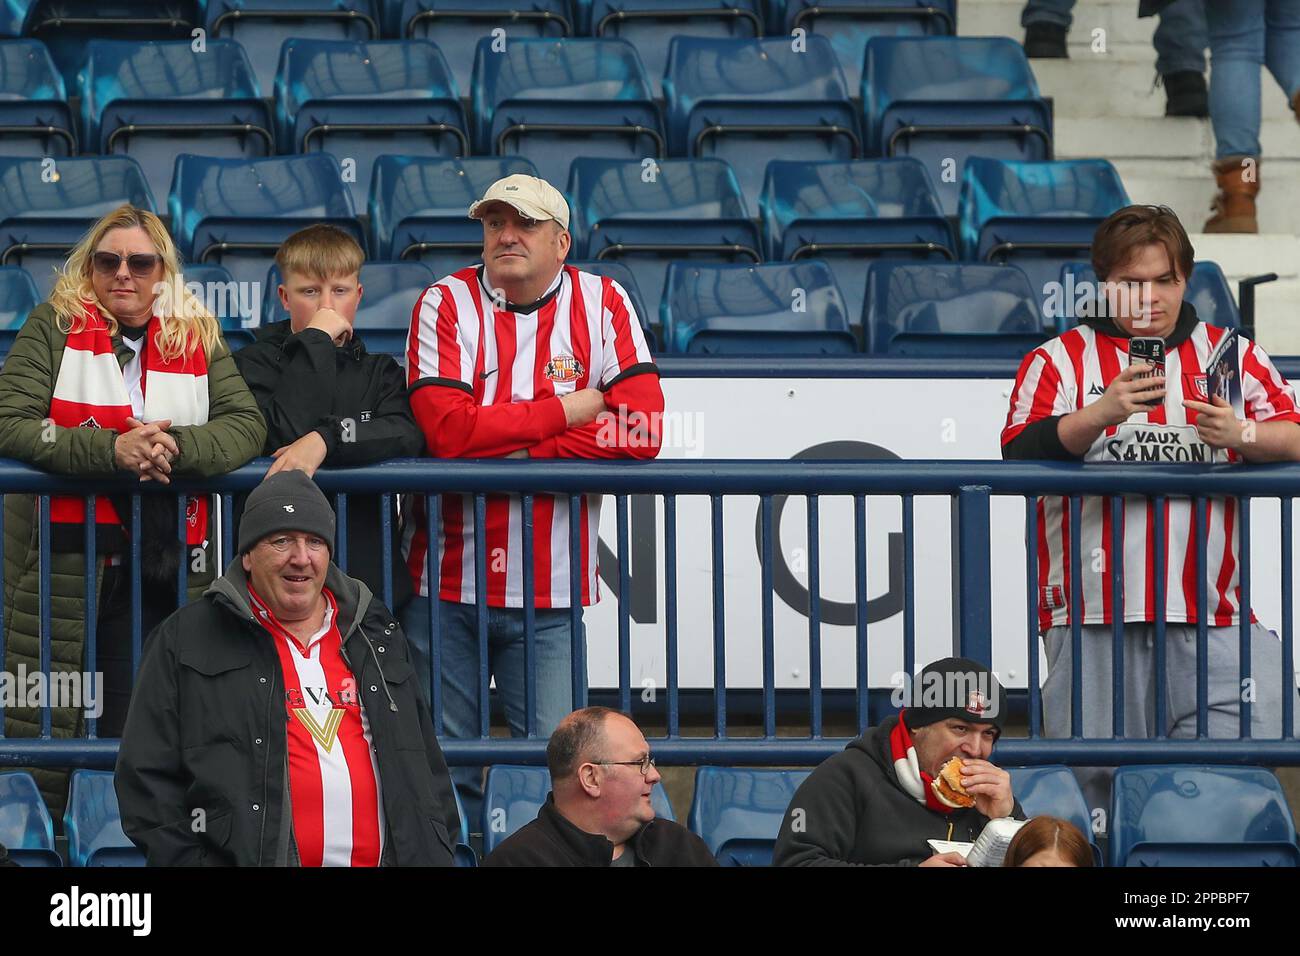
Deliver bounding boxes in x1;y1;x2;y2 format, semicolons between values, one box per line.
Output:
1206;0;1300;158
402;596;588;817
1022;0;1207;75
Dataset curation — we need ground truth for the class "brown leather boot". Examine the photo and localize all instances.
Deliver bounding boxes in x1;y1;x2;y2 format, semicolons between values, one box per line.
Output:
1204;156;1259;233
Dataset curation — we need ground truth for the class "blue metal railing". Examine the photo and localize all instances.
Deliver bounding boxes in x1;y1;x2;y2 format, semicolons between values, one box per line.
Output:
0;458;1298;769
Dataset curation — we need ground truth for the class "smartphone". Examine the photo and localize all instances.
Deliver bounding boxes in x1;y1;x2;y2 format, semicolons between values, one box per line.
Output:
1128;337;1165;407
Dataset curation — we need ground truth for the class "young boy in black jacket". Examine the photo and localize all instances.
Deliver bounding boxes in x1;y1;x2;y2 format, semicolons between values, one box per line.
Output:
234;225;423;612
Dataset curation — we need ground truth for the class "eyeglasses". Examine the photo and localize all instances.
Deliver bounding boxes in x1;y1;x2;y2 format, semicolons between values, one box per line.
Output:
594;755;656;776
263;534;329;554
91;252;161;277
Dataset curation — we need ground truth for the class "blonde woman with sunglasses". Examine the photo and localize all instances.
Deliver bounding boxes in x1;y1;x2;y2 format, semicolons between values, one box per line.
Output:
0;204;266;817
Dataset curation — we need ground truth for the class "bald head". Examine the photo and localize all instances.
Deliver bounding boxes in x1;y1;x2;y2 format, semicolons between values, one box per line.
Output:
547;706;621;784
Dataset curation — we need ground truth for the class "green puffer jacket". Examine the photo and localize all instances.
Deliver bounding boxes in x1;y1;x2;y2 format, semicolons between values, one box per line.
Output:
0;304;267;815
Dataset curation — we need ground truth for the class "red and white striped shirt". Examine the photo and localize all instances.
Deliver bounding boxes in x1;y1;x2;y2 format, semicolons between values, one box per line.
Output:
252;586;386;867
1003;321;1300;630
403;264;658;608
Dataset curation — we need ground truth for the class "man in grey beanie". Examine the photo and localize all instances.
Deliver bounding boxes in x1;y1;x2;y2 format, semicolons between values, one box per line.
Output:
774;657;1023;867
116;469;460;866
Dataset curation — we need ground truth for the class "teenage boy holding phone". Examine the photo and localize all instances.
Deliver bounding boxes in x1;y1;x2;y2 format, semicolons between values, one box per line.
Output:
1002;204;1300;746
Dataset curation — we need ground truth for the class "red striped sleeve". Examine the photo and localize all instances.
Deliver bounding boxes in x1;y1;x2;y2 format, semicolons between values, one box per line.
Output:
599;278;654;385
1243;340;1300;423
1002;348;1063;445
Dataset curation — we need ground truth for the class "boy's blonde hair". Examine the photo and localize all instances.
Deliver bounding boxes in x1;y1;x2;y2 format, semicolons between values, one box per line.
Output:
275;223;364;281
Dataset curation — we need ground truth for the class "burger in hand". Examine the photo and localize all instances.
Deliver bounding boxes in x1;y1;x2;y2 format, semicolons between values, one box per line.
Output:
931;757;975;809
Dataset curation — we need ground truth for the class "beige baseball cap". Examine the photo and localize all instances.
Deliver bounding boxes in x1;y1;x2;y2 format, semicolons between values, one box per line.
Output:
468;174;570;231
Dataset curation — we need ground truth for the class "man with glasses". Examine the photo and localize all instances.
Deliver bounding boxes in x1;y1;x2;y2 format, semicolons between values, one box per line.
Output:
116;470;460;866
483;706;716;866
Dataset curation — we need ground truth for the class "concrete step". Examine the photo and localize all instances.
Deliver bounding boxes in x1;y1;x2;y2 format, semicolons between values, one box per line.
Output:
1117;162;1300;236
958;0;1157;48
1187;234;1300;279
1054;116;1300;162
1252;287;1300;357
1185;234;1300;355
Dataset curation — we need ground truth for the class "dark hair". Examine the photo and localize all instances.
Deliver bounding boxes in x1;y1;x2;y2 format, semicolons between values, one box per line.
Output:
1091;204;1194;284
1003;816;1094;867
546;706;623;782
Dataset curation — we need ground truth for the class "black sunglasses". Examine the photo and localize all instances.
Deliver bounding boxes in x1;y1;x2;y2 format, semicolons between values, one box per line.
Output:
91;252;161;277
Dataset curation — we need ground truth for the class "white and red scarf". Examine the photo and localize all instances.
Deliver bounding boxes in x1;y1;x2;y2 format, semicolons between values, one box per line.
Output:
48;303;210;546
889;710;956;814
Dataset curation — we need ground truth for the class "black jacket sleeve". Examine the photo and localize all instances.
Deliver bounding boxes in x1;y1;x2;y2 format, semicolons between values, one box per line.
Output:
406;632;462;846
114;618;199;866
234;327;339;453
1002;415;1080;461
773;757;906;867
320;356;425;464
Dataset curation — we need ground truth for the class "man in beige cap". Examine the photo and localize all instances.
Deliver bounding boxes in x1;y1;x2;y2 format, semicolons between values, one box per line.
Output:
401;173;664;818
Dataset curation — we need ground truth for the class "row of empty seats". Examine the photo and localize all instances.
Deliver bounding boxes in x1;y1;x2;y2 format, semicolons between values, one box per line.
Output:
0;151;1138;329
4;763;1295;867
1;34;1049;212
1;0;959;101
0;251;1244;360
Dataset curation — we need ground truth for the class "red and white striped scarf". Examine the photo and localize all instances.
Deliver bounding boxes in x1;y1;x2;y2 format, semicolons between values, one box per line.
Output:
48;302;210;546
889;711;955;814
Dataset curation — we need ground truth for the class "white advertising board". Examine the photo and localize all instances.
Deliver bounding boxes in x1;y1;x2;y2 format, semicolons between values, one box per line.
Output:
582;377;1297;690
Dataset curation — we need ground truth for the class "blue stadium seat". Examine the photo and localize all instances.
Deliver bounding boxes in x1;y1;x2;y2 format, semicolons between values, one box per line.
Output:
276;40;467;214
0;264;39;361
0;40;75;157
0;265;39;327
263;260;433;356
179;262;253;329
0;0;27;35
760;157;954;329
664;36;860;207
1056;259;1240;333
79;40;273;207
1110;766;1300;867
206;0;381;98
24;0;201;91
63;770;145;867
481;764;675;856
589;0;763;100
783;0;956;95
863;261;1045;357
570;157;761;325
960;157;1129;299
0;771;62;866
1006;766;1102;866
399;0;571;104
863;36;1052;216
0;154;155;300
368;155;538;271
687;767;810;866
452;784;476;866
662;260;857;355
566;259;656;351
169;153;362;290
471;38;663;188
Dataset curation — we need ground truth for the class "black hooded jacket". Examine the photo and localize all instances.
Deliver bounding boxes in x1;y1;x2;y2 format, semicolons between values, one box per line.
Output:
773;716;1024;867
483;795;719;867
233;321;424;610
115;559;460;866
1003;301;1201;460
